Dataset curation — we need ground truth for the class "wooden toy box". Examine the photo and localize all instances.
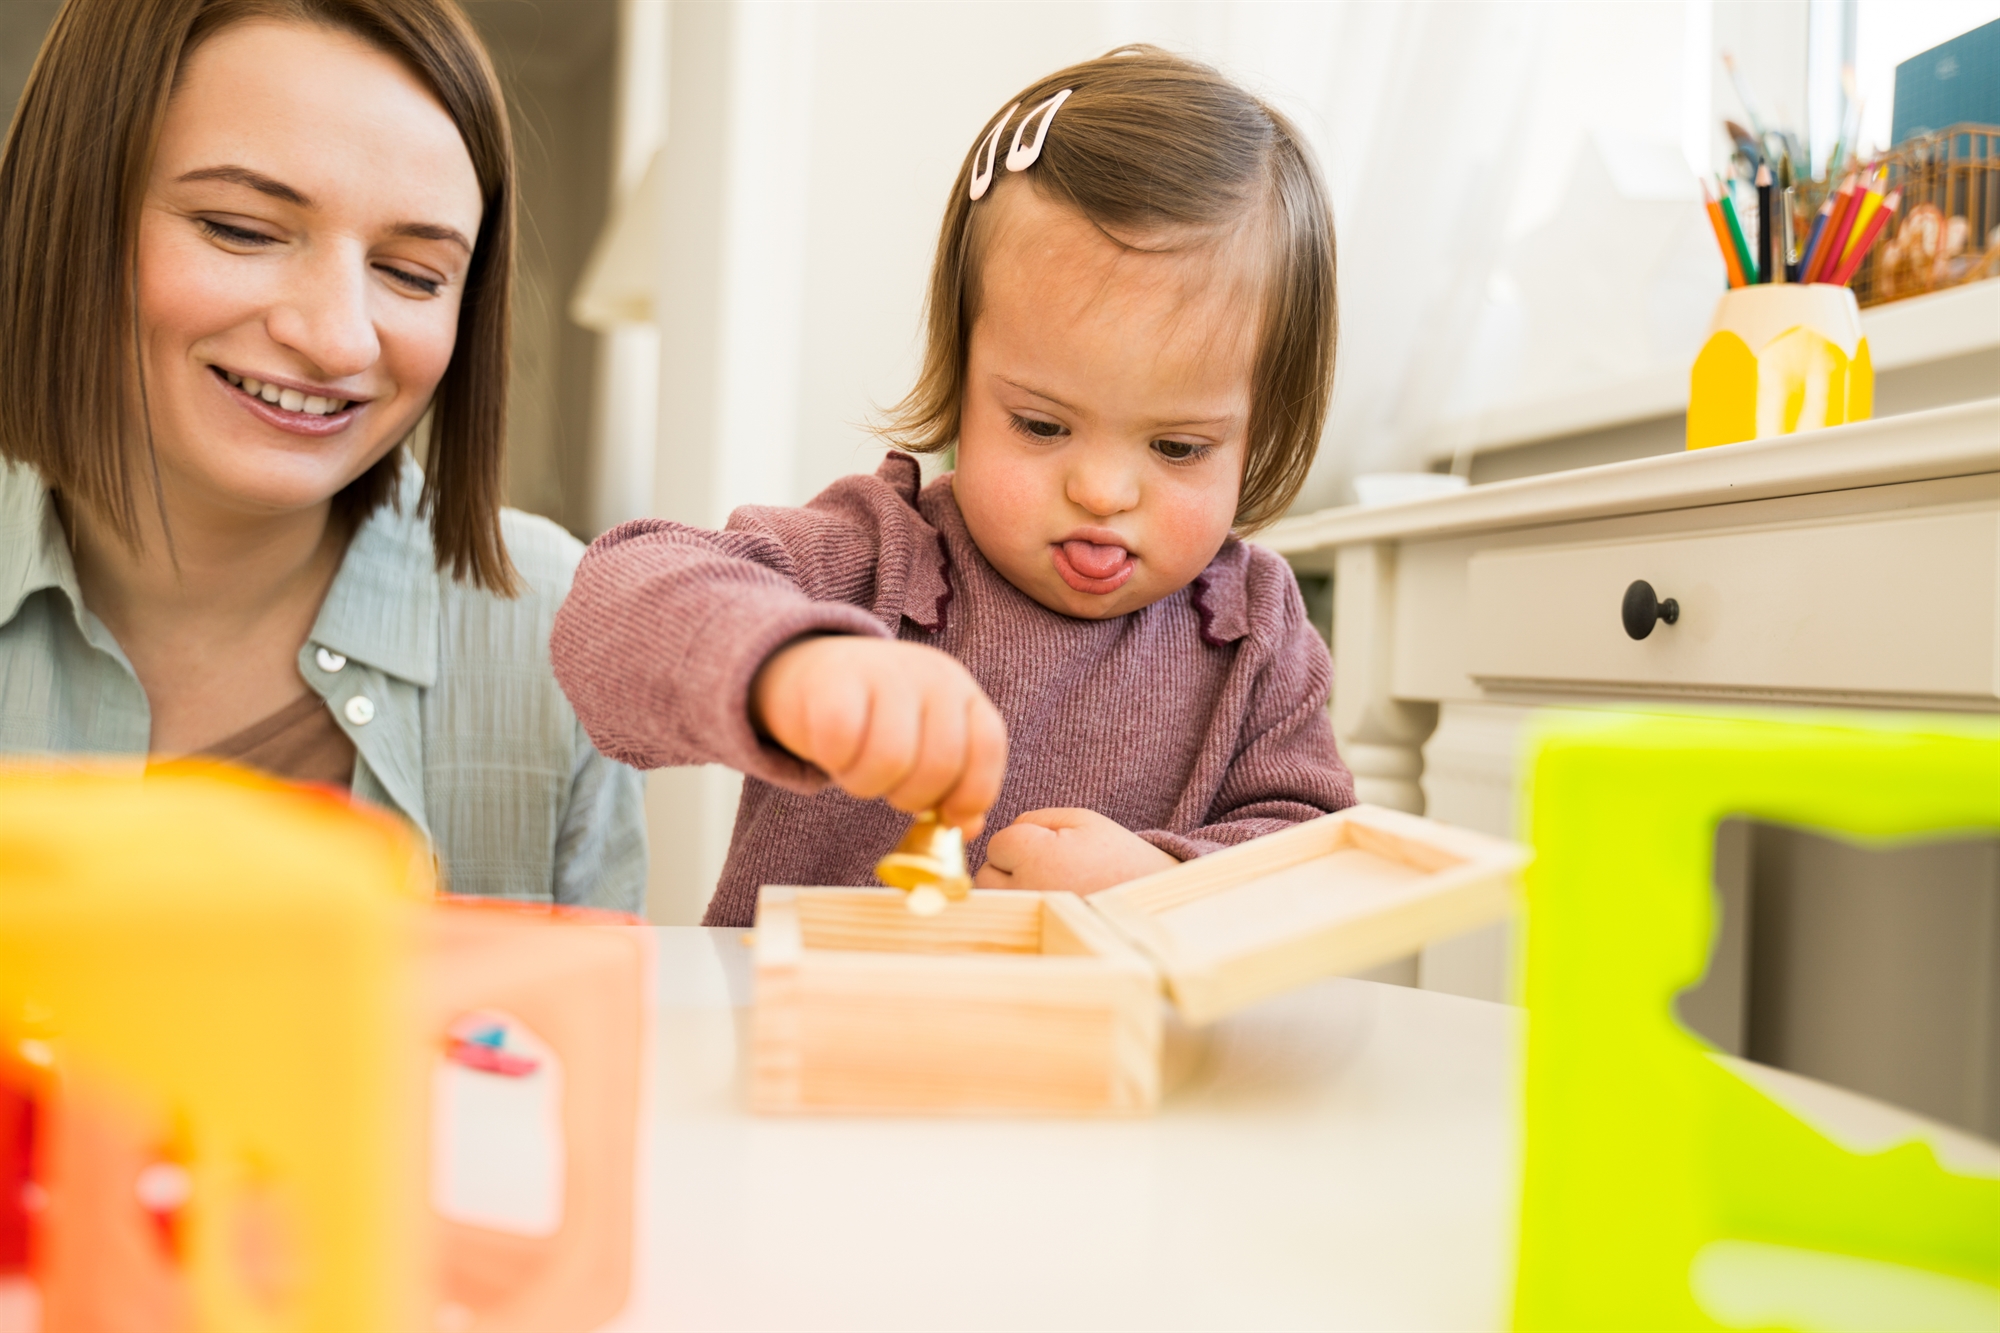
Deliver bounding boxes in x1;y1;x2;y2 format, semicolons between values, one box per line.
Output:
751;805;1528;1115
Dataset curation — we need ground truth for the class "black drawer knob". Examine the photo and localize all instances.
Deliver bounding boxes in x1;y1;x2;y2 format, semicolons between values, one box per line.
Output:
1622;580;1679;640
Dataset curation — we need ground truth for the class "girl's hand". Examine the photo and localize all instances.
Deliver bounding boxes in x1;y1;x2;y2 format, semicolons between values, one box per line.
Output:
750;635;1007;837
974;808;1177;893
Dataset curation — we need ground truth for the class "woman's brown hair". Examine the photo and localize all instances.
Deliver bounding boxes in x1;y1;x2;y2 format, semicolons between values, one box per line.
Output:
0;0;518;592
886;45;1336;533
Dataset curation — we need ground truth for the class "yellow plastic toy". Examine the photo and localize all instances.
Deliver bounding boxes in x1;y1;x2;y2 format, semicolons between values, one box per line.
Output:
0;763;648;1332
1686;285;1873;449
1511;709;2000;1329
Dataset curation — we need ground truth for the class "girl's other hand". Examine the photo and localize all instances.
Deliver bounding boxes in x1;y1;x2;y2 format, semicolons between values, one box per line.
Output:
750;635;1006;838
975;807;1176;893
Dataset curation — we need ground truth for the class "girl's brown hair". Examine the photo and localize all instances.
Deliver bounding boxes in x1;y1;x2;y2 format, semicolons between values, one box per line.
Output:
0;0;518;592
886;45;1336;533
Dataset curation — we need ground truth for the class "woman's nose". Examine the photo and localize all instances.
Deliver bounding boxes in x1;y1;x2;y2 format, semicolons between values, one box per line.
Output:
264;245;380;379
1064;453;1142;517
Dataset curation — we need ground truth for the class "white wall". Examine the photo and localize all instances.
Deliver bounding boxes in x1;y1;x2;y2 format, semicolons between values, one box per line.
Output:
465;0;619;536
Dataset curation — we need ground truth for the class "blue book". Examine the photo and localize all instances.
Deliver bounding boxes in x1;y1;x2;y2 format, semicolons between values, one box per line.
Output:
1891;18;2000;146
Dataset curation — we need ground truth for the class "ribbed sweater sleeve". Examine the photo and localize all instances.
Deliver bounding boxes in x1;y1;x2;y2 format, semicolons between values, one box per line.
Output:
550;458;939;792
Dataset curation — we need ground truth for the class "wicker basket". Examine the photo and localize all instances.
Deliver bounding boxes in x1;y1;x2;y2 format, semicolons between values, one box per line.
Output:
1852;123;2000;306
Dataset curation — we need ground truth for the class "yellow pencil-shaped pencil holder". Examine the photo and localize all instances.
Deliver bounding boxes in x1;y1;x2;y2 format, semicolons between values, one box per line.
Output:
1685;284;1872;450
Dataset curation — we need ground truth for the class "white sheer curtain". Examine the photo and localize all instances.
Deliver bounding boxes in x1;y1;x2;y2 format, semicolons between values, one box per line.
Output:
1099;2;1720;506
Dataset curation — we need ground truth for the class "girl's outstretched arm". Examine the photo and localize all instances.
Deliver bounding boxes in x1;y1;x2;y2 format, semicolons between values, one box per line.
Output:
550;454;1003;831
552;509;889;783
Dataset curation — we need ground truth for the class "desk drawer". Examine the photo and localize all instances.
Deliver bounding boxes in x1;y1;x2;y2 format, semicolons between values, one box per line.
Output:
1465;507;1999;704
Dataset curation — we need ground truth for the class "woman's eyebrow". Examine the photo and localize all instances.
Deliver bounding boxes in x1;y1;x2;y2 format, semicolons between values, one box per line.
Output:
177;164;307;205
175;165;471;252
393;221;473;252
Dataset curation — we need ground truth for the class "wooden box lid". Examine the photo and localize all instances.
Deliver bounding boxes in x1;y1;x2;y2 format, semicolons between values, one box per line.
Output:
1085;805;1530;1025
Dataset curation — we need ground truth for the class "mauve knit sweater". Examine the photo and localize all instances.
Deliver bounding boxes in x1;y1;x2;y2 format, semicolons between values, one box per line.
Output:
550;453;1355;927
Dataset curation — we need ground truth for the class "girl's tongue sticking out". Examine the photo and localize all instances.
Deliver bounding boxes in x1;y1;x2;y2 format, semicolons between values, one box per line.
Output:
1063;539;1128;578
1053;537;1135;594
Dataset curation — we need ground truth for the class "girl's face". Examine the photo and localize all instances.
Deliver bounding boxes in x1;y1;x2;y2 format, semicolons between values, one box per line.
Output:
134;19;482;522
952;182;1258;621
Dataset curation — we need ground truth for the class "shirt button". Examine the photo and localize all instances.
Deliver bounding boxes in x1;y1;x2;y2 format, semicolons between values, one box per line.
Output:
344;696;376;726
315;647;347;673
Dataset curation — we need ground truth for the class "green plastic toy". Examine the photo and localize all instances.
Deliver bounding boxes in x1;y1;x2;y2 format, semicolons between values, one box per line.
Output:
1511;708;2000;1330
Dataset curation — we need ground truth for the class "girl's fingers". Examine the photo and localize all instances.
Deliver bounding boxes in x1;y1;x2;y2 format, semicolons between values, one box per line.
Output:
883;685;968;815
983;820;1052;875
770;640;1003;821
832;679;919;799
940;695;1007;832
1009;806;1095;832
794;668;871;776
972;861;1013;889
977;816;1083;890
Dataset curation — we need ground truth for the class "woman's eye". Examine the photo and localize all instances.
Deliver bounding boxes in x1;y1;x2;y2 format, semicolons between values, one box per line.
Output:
1153;439;1212;463
378;265;444;297
197;218;273;246
1008;413;1066;441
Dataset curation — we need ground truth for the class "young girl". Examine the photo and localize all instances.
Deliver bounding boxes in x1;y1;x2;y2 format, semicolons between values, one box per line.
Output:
553;46;1351;927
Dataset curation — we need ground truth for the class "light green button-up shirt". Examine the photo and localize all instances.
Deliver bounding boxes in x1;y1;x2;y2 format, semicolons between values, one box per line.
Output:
0;458;644;911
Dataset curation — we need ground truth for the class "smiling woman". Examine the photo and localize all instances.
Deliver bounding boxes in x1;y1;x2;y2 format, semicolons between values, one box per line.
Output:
0;0;643;909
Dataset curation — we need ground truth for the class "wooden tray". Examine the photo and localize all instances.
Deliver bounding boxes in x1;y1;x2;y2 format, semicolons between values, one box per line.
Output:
751;806;1527;1114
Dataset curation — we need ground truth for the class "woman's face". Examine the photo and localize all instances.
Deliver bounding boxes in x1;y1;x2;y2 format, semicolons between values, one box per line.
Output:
135;19;483;521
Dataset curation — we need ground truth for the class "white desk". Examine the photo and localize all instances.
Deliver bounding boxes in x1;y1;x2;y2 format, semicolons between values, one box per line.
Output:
1263;398;2000;816
1254;403;2000;1145
596;928;1997;1332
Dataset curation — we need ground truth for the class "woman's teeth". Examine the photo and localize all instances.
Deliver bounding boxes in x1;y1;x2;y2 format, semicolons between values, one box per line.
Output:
219;369;349;416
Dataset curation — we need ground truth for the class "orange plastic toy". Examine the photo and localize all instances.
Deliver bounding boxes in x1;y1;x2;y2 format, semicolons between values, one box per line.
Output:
0;763;649;1332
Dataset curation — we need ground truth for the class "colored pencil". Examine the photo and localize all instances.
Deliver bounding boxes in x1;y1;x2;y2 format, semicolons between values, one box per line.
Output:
1755;164;1773;284
1796;195;1834;286
1701;180;1747;287
1718;184;1757;285
1830;188;1900;286
1810;174;1862;284
1809;174;1859;283
1837;172;1885;275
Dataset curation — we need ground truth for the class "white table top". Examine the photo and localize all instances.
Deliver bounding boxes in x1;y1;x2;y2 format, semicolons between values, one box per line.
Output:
603;927;1521;1331
599;928;1999;1332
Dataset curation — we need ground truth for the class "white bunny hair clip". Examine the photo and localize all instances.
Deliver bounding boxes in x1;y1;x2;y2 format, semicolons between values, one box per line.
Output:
968;89;1074;201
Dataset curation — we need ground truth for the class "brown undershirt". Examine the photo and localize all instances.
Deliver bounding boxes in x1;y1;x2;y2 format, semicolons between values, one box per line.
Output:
172;691;357;789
